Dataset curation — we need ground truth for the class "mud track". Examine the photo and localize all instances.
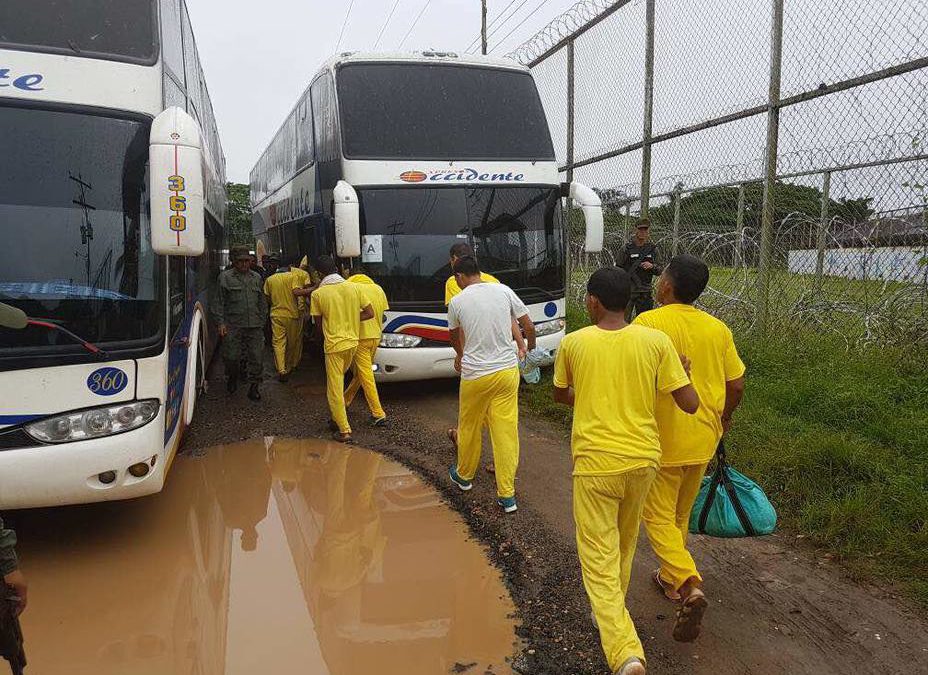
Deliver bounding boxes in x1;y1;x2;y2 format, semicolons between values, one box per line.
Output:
183;356;928;674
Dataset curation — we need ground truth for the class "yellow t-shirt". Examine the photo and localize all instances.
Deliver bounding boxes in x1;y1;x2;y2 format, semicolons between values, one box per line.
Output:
291;267;311;313
553;324;691;476
444;271;499;305
263;269;300;319
347;274;390;341
634;304;746;466
309;281;367;353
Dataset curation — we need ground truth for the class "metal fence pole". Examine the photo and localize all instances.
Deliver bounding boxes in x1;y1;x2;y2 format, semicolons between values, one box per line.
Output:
814;171;832;292
624;202;631;240
566;40;576;281
757;0;785;333
672;188;682;256
735;183;746;268
639;0;656;220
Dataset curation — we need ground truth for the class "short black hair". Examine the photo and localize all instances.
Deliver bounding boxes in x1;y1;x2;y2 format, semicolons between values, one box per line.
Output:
452;255;481;277
316;255;337;276
587;267;631;312
449;242;475;259
665;255;709;304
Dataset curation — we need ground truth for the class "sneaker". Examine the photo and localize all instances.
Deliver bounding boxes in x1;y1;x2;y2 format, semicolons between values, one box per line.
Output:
615;656;646;675
449;465;473;491
370;416;388;428
277;372;290;383
497;496;518;513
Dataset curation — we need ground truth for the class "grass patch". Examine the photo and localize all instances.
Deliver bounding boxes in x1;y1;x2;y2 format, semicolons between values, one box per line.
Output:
524;307;928;607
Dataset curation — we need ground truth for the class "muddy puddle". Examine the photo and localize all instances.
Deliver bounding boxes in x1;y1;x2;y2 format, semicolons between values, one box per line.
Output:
13;438;519;674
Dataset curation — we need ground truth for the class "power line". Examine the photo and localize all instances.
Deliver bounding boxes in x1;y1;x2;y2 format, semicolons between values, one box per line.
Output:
485;0;534;45
397;0;434;49
464;0;525;53
374;0;403;49
334;0;357;53
490;0;551;54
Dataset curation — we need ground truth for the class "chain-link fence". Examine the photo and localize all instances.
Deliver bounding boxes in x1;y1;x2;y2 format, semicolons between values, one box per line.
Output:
512;0;928;349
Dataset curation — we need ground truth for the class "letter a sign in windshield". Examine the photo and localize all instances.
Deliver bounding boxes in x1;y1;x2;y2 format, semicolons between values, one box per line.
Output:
361;235;383;263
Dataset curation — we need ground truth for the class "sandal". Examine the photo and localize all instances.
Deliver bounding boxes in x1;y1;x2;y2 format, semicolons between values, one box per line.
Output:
652;569;682;602
332;431;354;444
672;588;708;642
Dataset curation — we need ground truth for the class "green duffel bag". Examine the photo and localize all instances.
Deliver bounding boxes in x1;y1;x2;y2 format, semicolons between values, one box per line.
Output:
689;441;777;537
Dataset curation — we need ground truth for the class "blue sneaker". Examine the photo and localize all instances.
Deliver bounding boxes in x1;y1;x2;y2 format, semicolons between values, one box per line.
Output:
497;496;518;513
449;465;473;491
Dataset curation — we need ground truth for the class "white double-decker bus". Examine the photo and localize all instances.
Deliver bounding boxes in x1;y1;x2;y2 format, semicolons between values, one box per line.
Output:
0;0;226;508
250;51;602;381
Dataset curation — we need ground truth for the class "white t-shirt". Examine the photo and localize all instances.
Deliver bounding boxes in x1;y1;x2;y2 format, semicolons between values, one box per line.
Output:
447;282;529;381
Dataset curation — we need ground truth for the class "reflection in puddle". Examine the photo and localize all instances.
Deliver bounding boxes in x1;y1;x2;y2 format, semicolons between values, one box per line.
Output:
15;438;518;674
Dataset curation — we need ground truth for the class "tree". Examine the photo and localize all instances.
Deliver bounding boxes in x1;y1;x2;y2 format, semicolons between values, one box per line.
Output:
225;182;254;247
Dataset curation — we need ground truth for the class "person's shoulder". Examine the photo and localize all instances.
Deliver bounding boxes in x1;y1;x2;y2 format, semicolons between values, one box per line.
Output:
628;322;671;345
563;325;597;345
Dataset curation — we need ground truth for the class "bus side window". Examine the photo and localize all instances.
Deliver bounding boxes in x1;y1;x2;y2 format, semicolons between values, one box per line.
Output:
169;256;186;338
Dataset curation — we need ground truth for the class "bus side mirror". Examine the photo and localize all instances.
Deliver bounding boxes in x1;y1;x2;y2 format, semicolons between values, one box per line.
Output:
570;181;604;253
334;180;361;258
150;107;205;256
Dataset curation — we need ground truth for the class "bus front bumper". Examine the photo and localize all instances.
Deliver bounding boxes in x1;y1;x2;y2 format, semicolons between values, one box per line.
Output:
373;331;564;382
0;412;170;510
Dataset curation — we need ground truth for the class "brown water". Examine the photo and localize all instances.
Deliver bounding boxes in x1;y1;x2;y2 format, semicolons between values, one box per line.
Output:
13;438;518;674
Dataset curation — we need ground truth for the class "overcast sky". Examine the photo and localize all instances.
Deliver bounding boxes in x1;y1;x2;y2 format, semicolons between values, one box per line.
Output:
186;0;582;183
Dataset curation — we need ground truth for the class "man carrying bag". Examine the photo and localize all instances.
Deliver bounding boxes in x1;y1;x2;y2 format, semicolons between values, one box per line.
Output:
1;516;26;674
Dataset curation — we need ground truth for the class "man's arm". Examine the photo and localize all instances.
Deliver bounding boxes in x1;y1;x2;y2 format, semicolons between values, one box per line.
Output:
312;316;324;342
1;517;26;616
360;303;374;322
721;376;745;434
510;319;526;359
214;276;228;337
517;314;536;351
553;385;575;407
671;384;700;414
292;284;317;297
449;327;464;373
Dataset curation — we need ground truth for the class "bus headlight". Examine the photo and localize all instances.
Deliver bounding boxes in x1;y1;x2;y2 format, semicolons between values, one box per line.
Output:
24;400;160;444
380;333;422;348
535;319;566;336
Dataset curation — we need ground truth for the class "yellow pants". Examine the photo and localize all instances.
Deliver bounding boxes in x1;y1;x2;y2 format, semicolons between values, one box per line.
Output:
455;367;520;498
574;467;656;672
270;315;303;374
642;462;708;591
325;347;357;434
344;338;386;420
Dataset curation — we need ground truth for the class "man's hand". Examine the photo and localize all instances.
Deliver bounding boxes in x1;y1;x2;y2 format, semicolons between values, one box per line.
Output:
219;324;229;338
454;355;462;374
4;569;27;617
721;414;733;435
680;353;692;377
517;345;527;362
641;261;654;270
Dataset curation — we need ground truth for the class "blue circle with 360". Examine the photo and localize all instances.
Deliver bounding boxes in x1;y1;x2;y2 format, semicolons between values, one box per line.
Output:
544;302;558;318
87;367;129;396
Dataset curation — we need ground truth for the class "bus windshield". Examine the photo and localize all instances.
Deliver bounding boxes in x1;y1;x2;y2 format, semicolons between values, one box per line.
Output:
0;104;162;354
0;0;157;62
337;63;555;160
358;187;564;304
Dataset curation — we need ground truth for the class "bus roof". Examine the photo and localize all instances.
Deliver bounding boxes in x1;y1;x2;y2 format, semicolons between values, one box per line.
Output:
318;51;529;76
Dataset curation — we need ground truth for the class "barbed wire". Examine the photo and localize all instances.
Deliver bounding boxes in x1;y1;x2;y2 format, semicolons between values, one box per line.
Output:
505;0;622;64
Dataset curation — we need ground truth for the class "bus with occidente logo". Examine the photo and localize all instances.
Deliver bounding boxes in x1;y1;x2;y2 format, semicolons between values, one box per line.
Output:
0;0;226;508
250;51;603;381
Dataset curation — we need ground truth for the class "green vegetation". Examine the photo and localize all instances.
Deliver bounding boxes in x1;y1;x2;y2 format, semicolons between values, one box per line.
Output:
523;299;928;606
225;182;254;247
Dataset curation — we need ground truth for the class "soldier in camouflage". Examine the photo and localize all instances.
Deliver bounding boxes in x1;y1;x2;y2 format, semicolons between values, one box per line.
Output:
1;516;26;617
214;246;268;401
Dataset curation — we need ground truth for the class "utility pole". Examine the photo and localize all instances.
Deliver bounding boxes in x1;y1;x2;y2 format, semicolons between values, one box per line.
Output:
70;173;96;288
481;0;488;54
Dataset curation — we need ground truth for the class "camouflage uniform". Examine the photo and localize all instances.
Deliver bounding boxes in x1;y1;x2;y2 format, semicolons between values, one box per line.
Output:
0;516;17;577
214;266;268;384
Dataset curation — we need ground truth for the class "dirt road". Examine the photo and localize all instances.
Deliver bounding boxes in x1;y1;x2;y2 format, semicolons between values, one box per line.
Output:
226;359;928;675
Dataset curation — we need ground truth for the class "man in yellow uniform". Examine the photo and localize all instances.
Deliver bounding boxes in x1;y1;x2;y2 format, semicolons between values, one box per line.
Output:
447;256;536;513
633;255;746;643
263;255;304;382
553;267;699;675
444;242;500;305
344;269;389;426
309;256;374;443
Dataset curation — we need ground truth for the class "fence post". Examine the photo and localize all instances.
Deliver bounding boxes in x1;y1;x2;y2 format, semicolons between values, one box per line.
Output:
566;39;576;281
814;171;832;293
639;0;656;220
624;202;631;240
735;183;746;268
672;188;682;256
757;0;785;333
